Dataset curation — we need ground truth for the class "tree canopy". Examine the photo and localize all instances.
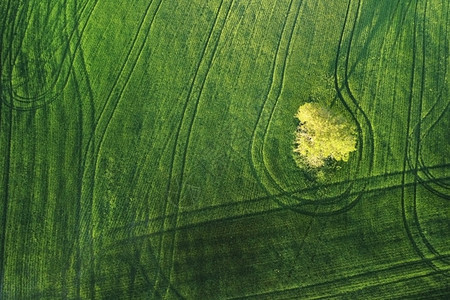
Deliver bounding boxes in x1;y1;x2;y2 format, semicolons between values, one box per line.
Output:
293;102;357;168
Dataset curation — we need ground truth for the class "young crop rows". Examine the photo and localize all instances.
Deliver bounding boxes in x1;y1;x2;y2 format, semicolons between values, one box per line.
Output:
0;0;449;298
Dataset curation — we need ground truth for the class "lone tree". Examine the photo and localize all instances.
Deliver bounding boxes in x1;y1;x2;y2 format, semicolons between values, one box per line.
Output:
293;102;357;168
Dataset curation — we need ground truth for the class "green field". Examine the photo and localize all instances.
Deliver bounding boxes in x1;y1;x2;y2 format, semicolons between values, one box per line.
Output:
1;0;449;298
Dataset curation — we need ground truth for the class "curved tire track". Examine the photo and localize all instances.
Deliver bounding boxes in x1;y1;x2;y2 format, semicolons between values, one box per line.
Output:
78;0;164;297
153;1;235;297
402;0;449;277
249;0;307;211
250;0;374;216
1;0;98;110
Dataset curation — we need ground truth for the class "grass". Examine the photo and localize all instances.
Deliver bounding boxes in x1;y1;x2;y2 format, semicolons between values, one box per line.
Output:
0;0;449;299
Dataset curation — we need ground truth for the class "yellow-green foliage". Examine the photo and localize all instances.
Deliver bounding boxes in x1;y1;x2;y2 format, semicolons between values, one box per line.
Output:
294;102;357;168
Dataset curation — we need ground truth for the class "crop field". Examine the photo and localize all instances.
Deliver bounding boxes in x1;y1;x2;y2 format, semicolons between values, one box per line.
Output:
0;0;449;299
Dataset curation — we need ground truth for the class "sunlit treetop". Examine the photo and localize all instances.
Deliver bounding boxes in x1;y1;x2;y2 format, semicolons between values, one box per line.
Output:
293;102;357;168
